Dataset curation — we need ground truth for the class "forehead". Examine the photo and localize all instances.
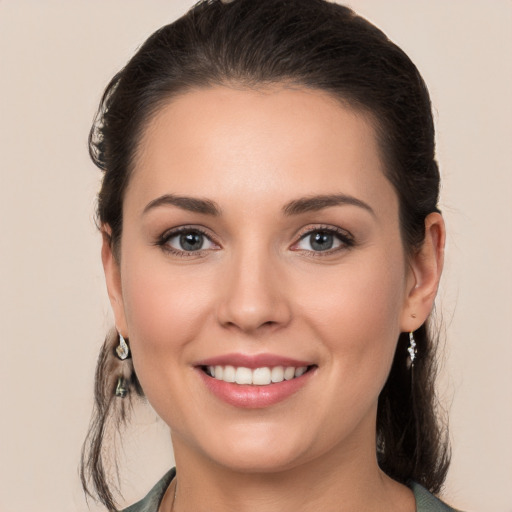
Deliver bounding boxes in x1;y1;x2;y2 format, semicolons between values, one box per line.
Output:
128;85;396;217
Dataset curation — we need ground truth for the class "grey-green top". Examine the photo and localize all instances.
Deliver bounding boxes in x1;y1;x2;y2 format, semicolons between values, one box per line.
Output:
122;468;460;512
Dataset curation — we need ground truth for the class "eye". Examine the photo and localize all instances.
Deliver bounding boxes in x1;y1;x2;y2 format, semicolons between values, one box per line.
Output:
159;227;219;255
292;228;354;253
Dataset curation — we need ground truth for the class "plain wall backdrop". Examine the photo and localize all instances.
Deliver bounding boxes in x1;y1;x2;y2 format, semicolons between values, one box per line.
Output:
0;1;511;511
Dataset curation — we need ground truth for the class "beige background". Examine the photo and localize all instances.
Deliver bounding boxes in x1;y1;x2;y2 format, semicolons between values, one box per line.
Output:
0;1;511;511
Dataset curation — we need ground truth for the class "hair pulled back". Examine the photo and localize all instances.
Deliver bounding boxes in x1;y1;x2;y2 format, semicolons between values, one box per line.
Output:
82;1;450;509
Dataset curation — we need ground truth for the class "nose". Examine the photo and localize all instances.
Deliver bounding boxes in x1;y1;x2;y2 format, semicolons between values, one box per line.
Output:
216;246;292;335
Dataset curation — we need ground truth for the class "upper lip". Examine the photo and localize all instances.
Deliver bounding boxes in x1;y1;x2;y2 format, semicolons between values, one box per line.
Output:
194;353;315;369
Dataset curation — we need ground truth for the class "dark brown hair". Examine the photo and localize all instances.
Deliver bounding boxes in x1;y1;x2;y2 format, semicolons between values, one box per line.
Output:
81;1;450;509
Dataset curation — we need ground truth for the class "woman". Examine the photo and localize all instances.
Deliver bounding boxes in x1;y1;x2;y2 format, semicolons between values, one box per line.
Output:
81;0;458;510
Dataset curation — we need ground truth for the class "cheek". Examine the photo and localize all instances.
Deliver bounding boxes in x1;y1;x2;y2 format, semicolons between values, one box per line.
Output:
119;251;214;370
118;256;219;429
296;251;406;384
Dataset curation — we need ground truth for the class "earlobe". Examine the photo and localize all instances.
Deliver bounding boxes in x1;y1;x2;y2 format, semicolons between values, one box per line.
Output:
400;212;445;332
101;226;128;336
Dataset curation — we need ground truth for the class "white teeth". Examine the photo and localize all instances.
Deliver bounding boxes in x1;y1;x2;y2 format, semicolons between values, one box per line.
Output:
271;366;284;383
235;367;253;385
252;367;272;385
294;366;307;377
207;364;310;385
223;365;236;382
284;367;296;380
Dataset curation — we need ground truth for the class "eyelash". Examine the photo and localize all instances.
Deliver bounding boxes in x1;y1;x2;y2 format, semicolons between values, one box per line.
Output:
156;226;219;258
292;225;355;256
155;225;355;257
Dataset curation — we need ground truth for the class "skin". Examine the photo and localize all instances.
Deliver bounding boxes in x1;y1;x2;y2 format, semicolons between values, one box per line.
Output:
102;86;445;512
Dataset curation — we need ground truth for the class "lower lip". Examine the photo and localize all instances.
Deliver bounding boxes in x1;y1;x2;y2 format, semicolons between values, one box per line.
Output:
196;368;316;409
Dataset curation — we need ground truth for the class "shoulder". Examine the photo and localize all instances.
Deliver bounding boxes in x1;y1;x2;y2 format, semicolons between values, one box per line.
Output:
122;468;176;512
410;482;462;512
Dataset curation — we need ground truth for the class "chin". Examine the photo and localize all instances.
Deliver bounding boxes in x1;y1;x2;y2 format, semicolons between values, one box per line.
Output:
192;424;313;474
209;446;307;474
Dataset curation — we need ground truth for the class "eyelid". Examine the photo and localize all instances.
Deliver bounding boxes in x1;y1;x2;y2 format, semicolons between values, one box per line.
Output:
154;224;353;256
295;224;353;240
290;224;355;253
156;225;221;255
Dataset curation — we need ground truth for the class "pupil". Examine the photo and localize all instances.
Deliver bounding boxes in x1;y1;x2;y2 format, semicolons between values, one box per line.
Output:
310;232;333;251
180;232;203;251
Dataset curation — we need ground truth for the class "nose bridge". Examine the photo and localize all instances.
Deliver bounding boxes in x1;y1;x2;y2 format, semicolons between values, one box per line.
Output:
216;237;291;333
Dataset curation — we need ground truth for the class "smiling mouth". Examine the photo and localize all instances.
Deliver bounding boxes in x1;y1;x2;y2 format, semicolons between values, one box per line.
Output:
201;365;316;386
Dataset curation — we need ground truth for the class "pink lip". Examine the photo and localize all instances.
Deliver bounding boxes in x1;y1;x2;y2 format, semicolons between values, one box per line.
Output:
193;353;317;409
194;353;314;369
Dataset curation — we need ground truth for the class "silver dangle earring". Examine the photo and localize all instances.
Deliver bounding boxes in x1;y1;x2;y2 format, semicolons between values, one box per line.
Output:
115;333;131;398
407;331;417;366
116;333;130;360
115;376;128;398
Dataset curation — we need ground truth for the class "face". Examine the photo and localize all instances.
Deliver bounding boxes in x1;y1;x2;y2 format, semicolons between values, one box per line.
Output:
104;86;437;474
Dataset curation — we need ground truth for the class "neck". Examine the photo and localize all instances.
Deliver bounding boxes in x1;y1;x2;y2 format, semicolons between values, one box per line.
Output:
168;431;414;512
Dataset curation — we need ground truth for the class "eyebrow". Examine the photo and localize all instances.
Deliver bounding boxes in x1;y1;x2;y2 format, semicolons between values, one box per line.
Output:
283;194;375;217
143;194;221;216
142;193;374;218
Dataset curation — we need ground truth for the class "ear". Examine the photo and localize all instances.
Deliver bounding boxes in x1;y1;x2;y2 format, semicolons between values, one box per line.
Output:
400;212;445;332
101;225;128;337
